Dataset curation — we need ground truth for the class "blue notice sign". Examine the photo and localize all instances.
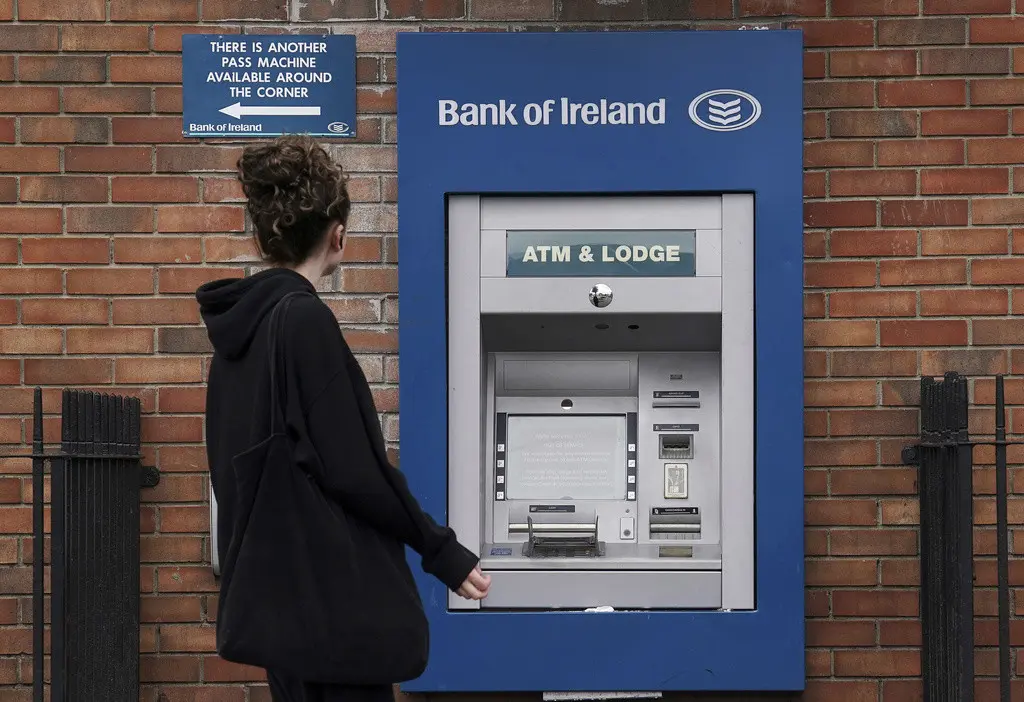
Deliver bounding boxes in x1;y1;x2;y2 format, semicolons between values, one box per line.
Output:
181;34;356;139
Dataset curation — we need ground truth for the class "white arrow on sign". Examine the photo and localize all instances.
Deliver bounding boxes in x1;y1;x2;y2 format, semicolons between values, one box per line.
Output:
219;102;322;119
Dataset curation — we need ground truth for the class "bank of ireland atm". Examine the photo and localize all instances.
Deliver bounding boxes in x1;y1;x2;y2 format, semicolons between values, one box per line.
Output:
396;29;804;694
447;194;754;612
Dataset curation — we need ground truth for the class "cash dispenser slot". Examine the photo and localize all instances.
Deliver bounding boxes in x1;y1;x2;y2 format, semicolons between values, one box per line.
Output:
520;516;605;558
659;433;693;460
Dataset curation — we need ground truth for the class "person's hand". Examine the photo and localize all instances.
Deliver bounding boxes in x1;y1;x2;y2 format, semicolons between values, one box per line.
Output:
456;566;491;600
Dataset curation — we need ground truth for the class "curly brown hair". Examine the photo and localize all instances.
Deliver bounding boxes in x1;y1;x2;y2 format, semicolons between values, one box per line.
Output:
237;135;351;266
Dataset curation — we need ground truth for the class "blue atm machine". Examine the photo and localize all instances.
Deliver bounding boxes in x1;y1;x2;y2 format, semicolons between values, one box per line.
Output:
396;30;805;694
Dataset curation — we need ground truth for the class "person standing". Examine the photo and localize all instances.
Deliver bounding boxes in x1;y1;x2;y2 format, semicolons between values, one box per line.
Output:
197;135;490;702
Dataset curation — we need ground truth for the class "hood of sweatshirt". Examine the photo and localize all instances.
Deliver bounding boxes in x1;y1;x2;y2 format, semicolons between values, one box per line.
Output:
195;267;316;360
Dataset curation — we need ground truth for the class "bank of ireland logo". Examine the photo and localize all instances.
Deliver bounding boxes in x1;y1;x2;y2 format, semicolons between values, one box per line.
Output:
688;89;762;132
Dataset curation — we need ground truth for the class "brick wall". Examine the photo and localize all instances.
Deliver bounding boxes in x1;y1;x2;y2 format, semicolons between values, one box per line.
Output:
0;1;1021;700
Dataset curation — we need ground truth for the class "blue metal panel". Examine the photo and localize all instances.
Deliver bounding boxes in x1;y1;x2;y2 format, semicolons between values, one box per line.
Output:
396;30;804;693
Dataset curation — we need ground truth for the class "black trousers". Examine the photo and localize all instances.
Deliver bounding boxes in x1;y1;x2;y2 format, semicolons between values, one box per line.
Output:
267;671;395;702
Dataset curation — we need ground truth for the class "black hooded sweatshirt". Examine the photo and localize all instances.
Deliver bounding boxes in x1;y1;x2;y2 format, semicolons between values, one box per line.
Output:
196;267;478;603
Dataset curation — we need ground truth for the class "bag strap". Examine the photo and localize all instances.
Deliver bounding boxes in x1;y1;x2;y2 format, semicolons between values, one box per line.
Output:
266;291;310;435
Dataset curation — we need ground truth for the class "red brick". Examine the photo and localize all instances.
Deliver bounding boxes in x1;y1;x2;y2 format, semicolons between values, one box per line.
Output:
831;528;918;554
922;167;1008;194
973;78;1024;106
141;416;203;443
0;329;62;355
158;387;207;414
805;82;874;109
116;358;203;384
647;0;732;18
804;292;825;317
968;138;1024;165
923;48;1010;75
805;171;826;198
805;232;826;258
0;208;61;235
804;52;826;79
65;146;152;173
113;299;200;325
0;147;60;173
110;0;198;20
833;589;918;617
830;170;916;197
203;0;286;19
829;110;917;138
156;146;241;172
203;656;266;682
805;201;877;228
24;359;112;385
879;17;966;45
880;258;967;286
202;178;244;203
204;236;258;263
67;206;153;233
67;268;154;295
830;230;917;257
18;56;106;83
110;56;182;84
922;228;1008;255
880;320;968;347
0;119;13;144
21;237;109;264
973;259;1024;285
805;321;876;348
879;79;966;107
924;349;1008;376
971;17;1024;44
0;56;11;81
0;88;60;114
63;86;151;114
975;320;1024;346
923;288;1008;318
0;0;9;19
805;141;874;168
114;237;202;264
19;0;104;18
140;596;203;623
62;24;150;51
0;25;58;50
158;267;243;294
113;117;189;144
20;116;108;143
112;177;199;203
975;198;1024;225
805;380;877;408
925;0;1008;11
0;239;15;263
804;113;826;140
0;268;62;294
156;206;244;233
22;299;108;325
837;0;918;13
830;50;916;77
67;328;154;354
21;176;107;203
151;25;240;53
832;350;918;377
298;0;378;20
880;199;968;226
879;139;963;166
922;109;1008;136
830;291;916;318
806;619;876;648
793;19;874;47
159;624;216;653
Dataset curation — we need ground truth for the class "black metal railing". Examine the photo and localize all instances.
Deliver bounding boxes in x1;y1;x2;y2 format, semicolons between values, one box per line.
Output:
2;387;158;702
904;372;1017;702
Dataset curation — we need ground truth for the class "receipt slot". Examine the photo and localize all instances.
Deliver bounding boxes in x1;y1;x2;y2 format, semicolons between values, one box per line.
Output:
396;29;804;694
447;195;753;611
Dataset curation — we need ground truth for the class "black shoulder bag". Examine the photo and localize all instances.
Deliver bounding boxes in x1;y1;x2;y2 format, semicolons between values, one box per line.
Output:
215;291;430;684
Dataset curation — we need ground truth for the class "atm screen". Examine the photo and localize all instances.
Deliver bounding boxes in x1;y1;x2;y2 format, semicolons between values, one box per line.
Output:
503;414;627;501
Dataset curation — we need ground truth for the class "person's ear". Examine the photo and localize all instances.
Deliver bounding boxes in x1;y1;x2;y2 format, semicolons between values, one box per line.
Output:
331;223;345;251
